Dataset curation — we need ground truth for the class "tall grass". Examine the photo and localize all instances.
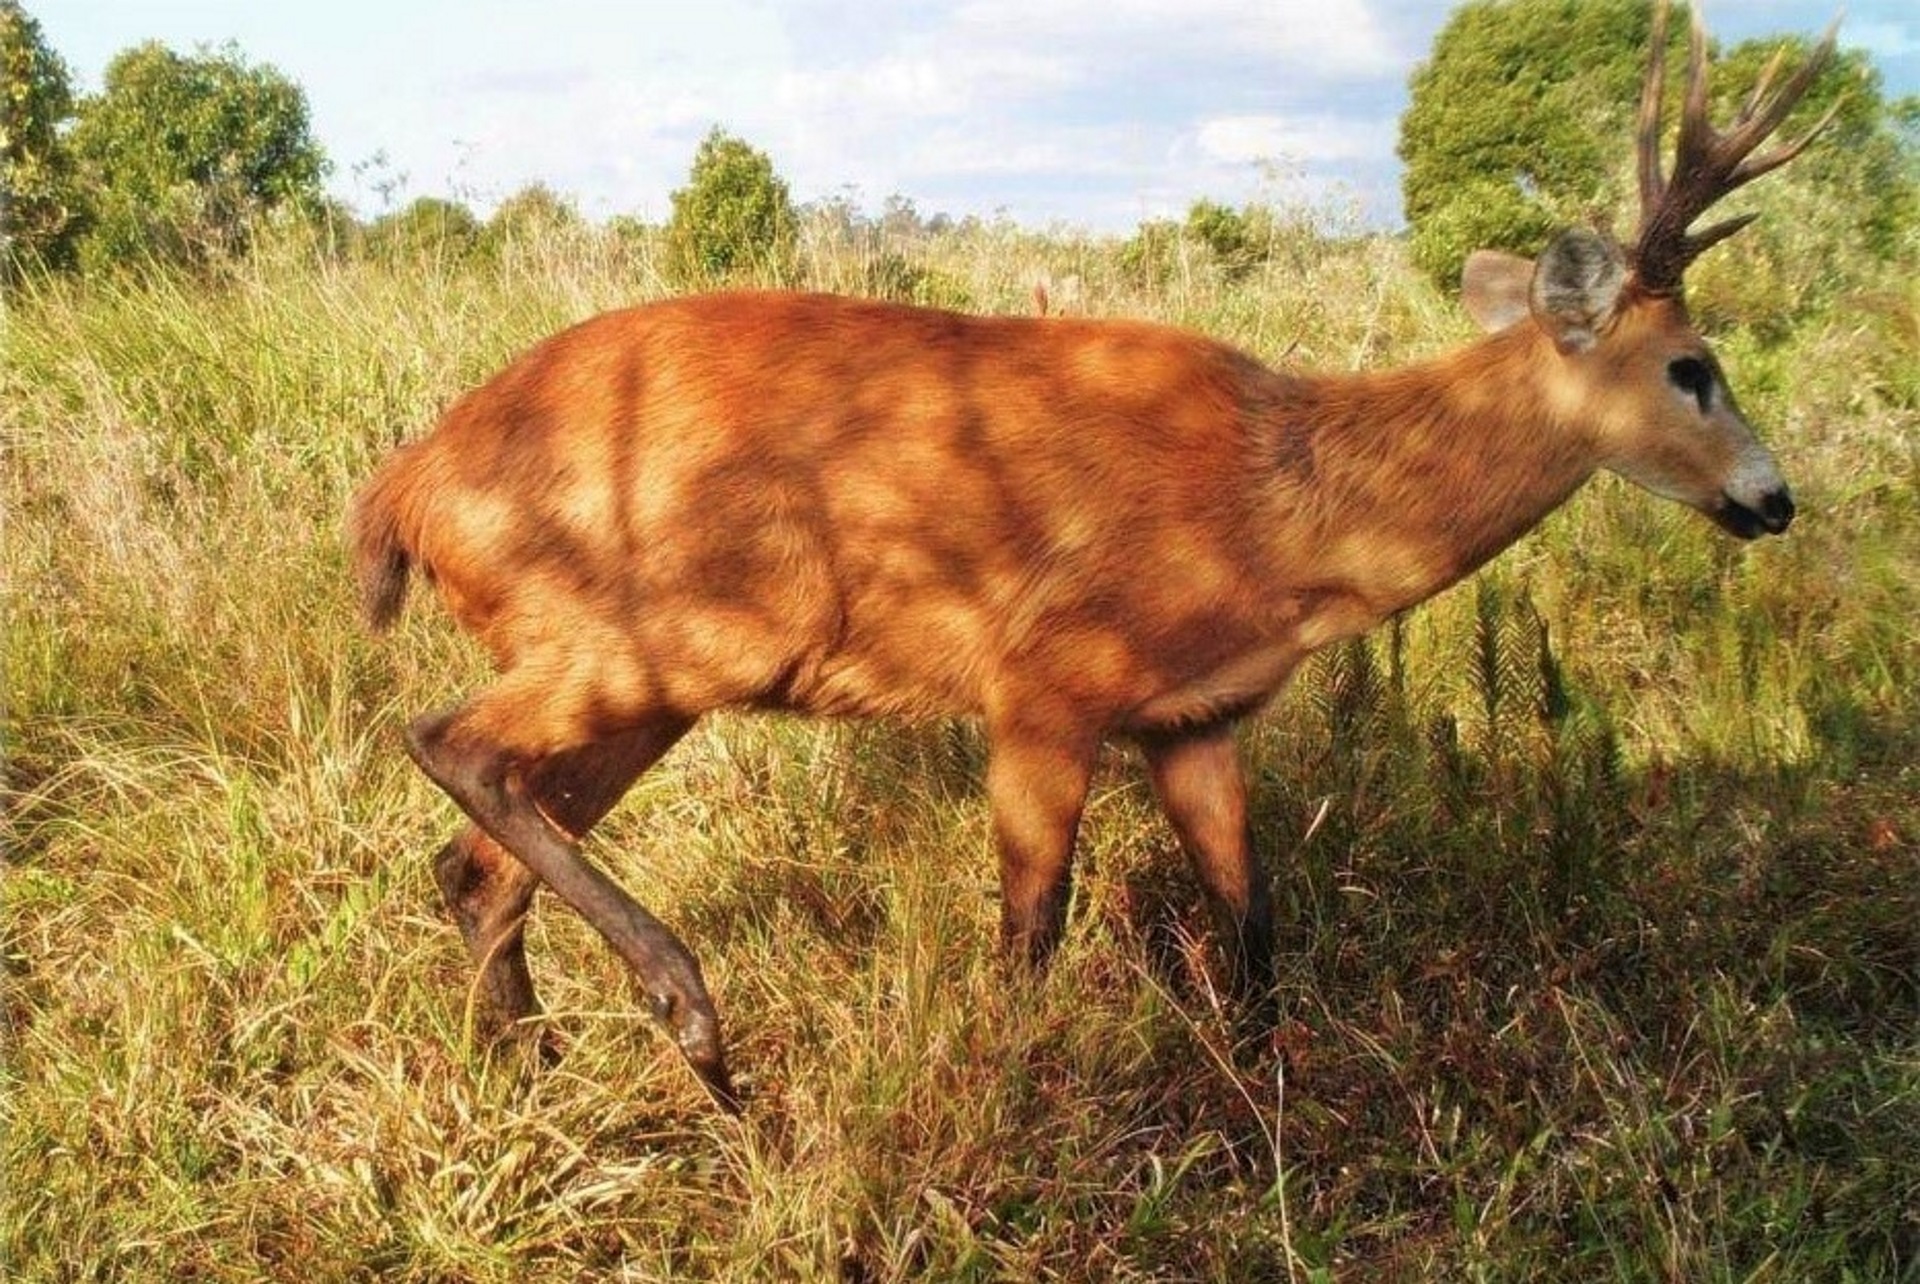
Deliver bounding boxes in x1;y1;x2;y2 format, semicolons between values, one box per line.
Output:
4;212;1915;1281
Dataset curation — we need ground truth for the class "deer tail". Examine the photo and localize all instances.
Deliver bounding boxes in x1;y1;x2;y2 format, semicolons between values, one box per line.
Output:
346;449;418;632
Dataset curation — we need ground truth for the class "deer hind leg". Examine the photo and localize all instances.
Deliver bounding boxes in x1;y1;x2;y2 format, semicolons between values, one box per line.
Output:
985;706;1098;969
433;828;542;1038
404;680;736;1111
1141;723;1275;1005
431;719;693;1046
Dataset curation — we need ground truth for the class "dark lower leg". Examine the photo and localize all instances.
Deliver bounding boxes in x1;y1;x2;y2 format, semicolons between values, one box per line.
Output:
434;827;542;1033
407;708;736;1110
430;724;693;1037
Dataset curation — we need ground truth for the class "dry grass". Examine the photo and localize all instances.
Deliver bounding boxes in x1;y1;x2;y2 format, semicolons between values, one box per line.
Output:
4;213;1915;1281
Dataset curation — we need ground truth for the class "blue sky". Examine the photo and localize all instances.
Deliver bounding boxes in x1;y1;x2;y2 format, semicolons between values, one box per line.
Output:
30;1;1920;234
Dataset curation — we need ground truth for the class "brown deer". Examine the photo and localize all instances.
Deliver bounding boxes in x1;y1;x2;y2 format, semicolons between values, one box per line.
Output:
348;2;1833;1110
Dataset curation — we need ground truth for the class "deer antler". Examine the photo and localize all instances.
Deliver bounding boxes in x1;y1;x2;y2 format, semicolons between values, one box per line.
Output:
1631;0;1841;295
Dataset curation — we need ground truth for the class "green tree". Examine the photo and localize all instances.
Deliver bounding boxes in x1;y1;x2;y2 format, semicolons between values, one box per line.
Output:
665;127;798;287
481;182;582;257
364;196;481;263
68;40;327;271
1;0;80;278
1398;0;1662;288
1399;1;1915;298
1184;199;1274;281
1119;217;1181;288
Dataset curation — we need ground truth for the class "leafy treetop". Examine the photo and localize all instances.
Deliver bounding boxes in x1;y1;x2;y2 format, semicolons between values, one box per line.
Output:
67;39;327;271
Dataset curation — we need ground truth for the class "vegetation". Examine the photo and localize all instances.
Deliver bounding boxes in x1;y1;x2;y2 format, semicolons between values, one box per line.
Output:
64;40;327;272
482;182;585;259
5;185;1916;1278
364;194;485;264
0;1;78;277
1398;0;1917;289
665;126;800;288
3;7;1916;1282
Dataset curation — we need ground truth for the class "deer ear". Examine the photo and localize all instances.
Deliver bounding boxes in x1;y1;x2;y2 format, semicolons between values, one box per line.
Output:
1528;228;1628;354
1460;250;1536;333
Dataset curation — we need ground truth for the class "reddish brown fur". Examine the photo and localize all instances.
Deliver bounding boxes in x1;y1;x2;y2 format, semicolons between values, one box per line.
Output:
352;295;1605;743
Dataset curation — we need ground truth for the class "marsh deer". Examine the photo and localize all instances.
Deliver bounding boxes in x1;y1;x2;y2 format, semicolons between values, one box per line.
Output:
348;1;1832;1109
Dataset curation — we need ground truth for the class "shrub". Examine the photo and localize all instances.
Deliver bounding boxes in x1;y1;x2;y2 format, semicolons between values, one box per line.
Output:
1;0;81;279
664;127;798;288
67;40;327;272
363;196;482;264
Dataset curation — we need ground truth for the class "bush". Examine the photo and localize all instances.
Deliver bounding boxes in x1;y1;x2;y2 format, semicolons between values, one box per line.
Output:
363;196;482;264
67;40;327;272
860;251;972;311
1;0;81;279
480;182;582;258
1405;177;1559;294
1184;199;1266;281
1118;218;1182;288
664;127;798;288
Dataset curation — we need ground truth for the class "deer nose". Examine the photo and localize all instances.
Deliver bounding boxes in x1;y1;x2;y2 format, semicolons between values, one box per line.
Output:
1759;487;1795;534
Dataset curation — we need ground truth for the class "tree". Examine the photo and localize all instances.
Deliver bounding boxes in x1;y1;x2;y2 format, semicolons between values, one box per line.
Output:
1184;199;1270;281
665;127;798;286
1;0;80;278
1119;217;1182;288
481;182;582;257
1398;1;1916;298
1398;0;1661;288
68;40;327;271
364;196;481;263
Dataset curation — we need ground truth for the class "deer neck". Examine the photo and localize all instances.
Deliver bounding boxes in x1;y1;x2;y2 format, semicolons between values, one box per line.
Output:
1260;324;1599;620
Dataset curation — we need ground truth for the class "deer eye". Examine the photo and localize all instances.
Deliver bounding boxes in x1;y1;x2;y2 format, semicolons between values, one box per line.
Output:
1667;356;1714;413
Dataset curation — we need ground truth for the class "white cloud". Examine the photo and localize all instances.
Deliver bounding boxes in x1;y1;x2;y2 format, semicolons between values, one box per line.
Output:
777;48;1078;120
750;0;1410;228
1194;114;1396;166
907;124;1152;178
948;0;1404;78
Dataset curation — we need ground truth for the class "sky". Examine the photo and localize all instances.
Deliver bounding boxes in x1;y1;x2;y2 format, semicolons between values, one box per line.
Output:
29;1;1920;235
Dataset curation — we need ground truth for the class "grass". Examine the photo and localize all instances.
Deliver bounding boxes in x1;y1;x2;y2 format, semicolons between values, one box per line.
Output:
3;210;1916;1281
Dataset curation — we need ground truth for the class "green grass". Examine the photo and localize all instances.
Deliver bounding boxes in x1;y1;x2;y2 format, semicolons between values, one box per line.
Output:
3;214;1916;1281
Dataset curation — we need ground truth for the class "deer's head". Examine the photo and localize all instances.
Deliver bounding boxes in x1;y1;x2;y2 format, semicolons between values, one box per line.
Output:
1460;0;1836;539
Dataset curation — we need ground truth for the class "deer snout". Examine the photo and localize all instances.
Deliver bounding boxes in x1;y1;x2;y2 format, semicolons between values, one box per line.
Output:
1713;483;1794;540
1711;441;1794;539
1757;487;1795;534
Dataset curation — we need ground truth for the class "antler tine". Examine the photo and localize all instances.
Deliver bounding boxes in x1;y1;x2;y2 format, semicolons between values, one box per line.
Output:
1680;211;1760;262
1740;46;1789;124
1722;19;1839;164
1635;0;1672;218
1630;3;1840;295
1729;93;1845;188
1674;7;1715;175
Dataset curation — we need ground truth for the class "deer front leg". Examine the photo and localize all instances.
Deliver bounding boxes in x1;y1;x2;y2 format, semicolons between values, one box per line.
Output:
985;710;1098;969
1141;722;1274;1003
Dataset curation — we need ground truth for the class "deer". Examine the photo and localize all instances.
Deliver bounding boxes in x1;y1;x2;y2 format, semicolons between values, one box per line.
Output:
347;1;1834;1111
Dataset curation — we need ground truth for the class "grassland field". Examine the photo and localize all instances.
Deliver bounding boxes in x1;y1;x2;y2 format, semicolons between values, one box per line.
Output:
3;209;1916;1281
